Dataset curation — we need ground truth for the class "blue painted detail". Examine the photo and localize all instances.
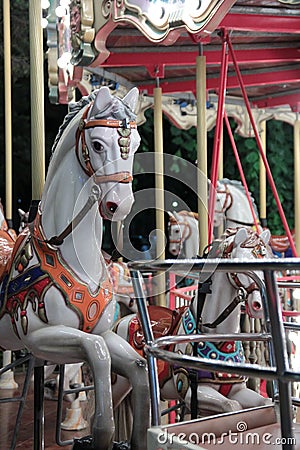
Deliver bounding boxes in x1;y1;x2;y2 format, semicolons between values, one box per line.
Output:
182;309;197;335
182;308;244;363
6;266;46;297
113;302;120;323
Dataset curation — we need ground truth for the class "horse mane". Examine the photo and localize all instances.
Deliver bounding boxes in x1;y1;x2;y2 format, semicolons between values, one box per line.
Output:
168;211;198;224
209;227;272;259
219;178;259;218
179;210;199;220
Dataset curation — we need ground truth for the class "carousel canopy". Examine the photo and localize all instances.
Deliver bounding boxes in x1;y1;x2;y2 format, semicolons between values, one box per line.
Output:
46;0;300;131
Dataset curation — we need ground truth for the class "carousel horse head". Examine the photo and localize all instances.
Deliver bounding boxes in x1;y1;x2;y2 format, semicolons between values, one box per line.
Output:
0;86;150;450
213;226;272;321
214;179;259;229
42;86;140;227
168;210;199;258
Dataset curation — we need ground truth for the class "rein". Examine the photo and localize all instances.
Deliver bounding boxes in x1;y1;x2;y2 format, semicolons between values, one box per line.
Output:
30;184;101;247
34;104;137;247
217;184;257;227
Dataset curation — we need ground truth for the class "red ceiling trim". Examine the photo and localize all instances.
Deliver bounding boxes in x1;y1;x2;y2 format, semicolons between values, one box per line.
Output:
101;47;300;69
220;13;300;34
139;68;300;94
252;93;300;112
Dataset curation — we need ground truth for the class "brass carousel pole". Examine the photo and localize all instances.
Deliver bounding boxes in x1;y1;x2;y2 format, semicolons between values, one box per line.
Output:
196;48;208;255
259;120;267;228
29;0;45;199
3;0;12;225
294;118;300;253
0;0;18;391
29;1;46;448
154;81;166;306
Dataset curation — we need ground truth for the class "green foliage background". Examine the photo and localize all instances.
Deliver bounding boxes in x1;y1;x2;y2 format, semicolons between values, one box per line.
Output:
137;110;294;235
0;1;295;235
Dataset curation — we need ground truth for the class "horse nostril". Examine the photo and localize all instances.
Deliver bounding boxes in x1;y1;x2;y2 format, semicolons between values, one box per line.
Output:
106;202;118;213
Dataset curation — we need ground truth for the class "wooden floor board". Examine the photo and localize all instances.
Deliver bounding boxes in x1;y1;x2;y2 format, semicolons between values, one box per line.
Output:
0;372;89;450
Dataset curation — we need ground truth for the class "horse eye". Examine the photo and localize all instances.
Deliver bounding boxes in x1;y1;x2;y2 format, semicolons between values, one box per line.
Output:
93;141;103;152
175;230;179;233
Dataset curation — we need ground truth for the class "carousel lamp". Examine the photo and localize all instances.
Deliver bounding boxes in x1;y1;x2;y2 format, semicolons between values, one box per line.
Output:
41;0;50;9
57;51;72;69
60;0;71;6
41;17;49;28
55;5;66;17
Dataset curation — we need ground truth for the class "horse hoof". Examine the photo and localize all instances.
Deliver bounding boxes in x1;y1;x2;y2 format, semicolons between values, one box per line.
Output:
72;435;94;449
113;442;130;450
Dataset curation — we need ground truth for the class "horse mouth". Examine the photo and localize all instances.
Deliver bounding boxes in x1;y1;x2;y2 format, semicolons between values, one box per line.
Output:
99;202;111;220
99;201;119;221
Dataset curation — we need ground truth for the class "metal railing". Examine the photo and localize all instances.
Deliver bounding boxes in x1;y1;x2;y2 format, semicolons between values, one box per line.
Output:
129;256;300;450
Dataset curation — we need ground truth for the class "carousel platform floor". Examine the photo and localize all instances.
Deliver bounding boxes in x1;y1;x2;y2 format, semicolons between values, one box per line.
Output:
0;371;89;450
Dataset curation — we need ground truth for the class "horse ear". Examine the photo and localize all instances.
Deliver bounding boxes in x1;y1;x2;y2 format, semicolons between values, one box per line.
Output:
172;211;181;222
90;86;113;117
234;227;248;247
123;87;139;112
260;228;271;245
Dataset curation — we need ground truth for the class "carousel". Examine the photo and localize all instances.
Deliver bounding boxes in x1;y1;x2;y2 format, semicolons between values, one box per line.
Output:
1;1;300;449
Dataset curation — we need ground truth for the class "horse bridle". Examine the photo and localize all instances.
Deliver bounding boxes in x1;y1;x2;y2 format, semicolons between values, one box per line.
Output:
216;184;256;227
215;185;233;215
75;103;137;184
194;235;265;330
168;219;192;253
33;106;137;246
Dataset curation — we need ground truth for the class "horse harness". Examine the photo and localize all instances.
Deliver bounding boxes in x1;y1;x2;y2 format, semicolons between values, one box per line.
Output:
0;214;113;338
168;212;197;252
186;229;266;416
75;102;136;183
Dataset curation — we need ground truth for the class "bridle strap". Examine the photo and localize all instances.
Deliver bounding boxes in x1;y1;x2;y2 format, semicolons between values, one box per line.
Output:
75;105;136;182
33;185;101;247
201;289;247;329
228;272;259;295
93;172;133;184
215;186;233;214
226;217;257;227
169;221;191;244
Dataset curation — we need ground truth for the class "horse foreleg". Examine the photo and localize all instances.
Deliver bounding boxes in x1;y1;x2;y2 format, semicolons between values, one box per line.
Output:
25;326;114;450
104;330;150;450
184;384;242;415
228;382;272;409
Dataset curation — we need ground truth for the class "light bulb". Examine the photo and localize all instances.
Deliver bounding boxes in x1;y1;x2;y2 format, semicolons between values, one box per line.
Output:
41;17;48;28
55;5;66;17
41;0;50;9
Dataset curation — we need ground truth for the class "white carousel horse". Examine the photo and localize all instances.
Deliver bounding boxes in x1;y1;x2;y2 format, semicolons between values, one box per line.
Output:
168;210;199;258
214;178;260;230
0;86;150;450
44;260;140;403
0;201;19;389
115;227;272;417
168;179;260;258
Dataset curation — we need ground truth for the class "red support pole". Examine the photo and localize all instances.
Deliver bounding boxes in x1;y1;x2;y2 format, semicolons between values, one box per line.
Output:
208;30;229;243
227;38;297;257
224;111;260;233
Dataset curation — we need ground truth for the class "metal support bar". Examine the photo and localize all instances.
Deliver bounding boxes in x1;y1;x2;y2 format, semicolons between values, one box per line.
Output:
130;269;161;426
264;270;294;450
0;354;35;450
34;364;45;450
